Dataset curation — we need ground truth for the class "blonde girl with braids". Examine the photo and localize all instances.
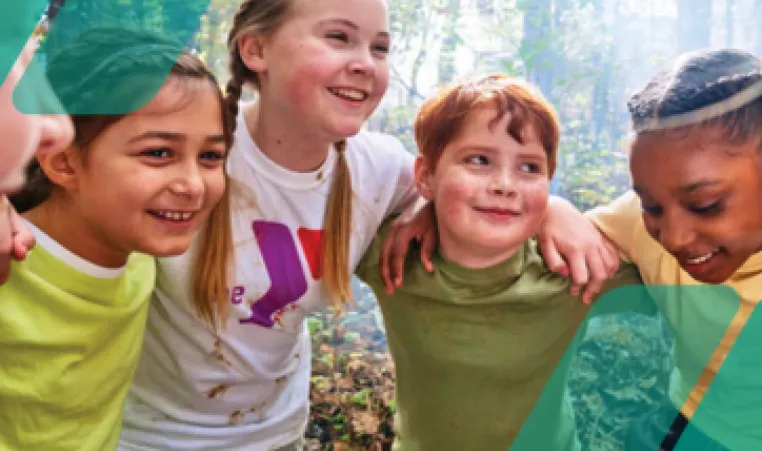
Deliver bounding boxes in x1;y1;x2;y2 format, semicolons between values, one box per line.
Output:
118;0;423;450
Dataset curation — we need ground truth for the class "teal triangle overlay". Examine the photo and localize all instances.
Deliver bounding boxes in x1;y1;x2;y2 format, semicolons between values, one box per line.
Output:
14;0;211;115
674;298;762;450
511;285;739;450
0;1;49;83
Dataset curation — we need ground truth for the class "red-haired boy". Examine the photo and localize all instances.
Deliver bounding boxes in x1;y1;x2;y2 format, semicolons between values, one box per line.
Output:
356;74;641;450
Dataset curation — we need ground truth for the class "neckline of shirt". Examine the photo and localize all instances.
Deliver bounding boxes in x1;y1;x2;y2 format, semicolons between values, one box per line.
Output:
24;219;127;279
435;241;526;285
235;109;338;191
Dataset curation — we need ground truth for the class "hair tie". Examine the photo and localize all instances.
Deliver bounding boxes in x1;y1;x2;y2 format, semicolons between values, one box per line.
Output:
636;75;762;132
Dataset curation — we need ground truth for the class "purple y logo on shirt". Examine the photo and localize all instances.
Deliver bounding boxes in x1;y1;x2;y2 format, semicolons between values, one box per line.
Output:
236;220;323;328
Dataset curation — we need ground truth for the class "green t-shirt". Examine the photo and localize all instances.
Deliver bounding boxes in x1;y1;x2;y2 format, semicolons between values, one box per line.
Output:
356;223;642;451
0;225;156;451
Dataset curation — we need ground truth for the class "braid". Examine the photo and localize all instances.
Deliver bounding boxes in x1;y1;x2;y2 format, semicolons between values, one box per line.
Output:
224;56;246;127
223;0;292;127
322;140;354;312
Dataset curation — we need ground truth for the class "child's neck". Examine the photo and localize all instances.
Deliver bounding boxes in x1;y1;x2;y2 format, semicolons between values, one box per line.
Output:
244;102;333;173
24;198;129;269
439;236;521;270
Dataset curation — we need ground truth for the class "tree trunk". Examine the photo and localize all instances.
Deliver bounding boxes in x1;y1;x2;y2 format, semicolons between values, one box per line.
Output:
437;0;460;85
520;0;553;97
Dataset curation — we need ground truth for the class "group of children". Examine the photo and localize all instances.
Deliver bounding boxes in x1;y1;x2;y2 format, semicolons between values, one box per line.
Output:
1;0;761;450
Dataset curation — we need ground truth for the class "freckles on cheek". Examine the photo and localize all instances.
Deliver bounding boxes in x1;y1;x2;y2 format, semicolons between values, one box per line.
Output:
435;179;471;218
520;183;549;211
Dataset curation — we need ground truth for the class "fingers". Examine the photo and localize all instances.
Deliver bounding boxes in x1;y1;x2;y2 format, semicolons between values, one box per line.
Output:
419;227;436;273
389;225;419;291
380;224;400;294
10;206;35;260
0;200;12;285
601;238;620;279
566;250;588;299
581;249;607;305
538;235;569;276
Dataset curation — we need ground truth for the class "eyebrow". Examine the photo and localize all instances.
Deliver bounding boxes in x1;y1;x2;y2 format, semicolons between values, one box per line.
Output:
319;18;390;39
633;179;721;195
460;144;545;157
129;131;227;144
679;179;722;192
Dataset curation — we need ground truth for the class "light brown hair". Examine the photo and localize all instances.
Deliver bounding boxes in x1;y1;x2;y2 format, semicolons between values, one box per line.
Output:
10;26;235;328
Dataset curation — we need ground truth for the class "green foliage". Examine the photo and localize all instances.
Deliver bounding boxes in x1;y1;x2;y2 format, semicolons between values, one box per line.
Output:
569;314;674;449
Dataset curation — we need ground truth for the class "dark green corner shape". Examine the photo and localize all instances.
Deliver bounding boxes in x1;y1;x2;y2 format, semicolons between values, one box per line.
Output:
0;1;49;82
512;285;743;450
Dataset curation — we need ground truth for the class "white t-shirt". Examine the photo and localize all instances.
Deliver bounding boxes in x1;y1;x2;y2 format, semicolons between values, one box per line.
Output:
118;111;417;450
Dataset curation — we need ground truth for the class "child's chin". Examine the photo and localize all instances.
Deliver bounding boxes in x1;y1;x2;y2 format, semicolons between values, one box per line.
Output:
140;239;193;258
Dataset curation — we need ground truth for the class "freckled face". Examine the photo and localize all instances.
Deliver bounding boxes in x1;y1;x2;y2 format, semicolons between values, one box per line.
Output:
416;107;550;268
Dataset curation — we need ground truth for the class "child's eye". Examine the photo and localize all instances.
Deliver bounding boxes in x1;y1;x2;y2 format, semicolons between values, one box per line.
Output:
200;150;226;161
689;202;722;216
519;162;541;173
141;148;171;158
372;43;390;55
326;32;349;43
465;155;489;165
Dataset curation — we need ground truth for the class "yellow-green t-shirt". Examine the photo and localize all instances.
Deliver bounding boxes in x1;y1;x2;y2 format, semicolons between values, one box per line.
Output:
588;190;762;448
0;223;156;451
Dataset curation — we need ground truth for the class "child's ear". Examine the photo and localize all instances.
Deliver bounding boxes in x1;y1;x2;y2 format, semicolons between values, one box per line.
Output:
238;33;267;73
36;145;82;192
414;157;435;201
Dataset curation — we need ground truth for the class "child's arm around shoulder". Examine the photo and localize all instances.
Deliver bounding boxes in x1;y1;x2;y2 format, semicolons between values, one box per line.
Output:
584;190;643;263
362;132;437;293
537;195;622;303
363;132;419;219
355;217;398;291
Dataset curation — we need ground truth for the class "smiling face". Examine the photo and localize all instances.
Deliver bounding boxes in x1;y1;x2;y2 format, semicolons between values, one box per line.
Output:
249;0;390;142
630;127;762;283
416;107;550;269
60;77;228;265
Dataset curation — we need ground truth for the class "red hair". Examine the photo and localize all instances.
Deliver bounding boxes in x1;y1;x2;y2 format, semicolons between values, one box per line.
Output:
414;74;560;177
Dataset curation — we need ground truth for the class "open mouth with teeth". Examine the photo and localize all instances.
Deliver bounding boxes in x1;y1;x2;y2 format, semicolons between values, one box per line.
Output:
328;87;368;102
147;210;195;222
682;248;721;267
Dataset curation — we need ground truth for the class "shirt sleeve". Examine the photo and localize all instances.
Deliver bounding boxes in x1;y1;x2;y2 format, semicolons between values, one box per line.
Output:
381;136;420;219
585;190;643;263
355;217;396;284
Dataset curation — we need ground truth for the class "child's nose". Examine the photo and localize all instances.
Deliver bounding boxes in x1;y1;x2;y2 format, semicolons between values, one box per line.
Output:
488;169;517;196
170;165;206;200
655;212;696;254
348;50;376;76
